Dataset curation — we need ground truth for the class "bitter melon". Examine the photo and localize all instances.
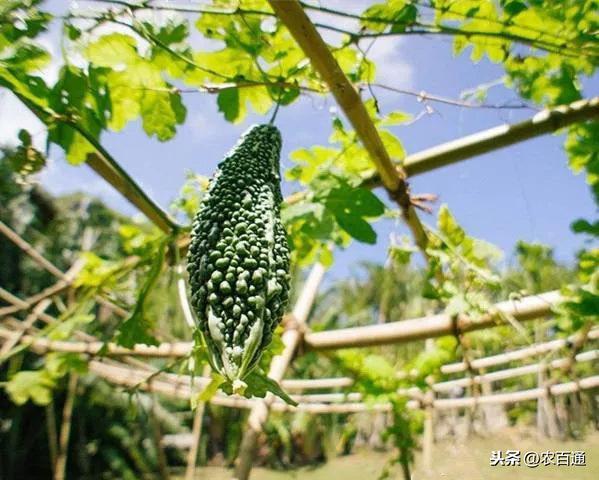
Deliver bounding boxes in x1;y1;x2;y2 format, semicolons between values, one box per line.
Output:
187;124;290;390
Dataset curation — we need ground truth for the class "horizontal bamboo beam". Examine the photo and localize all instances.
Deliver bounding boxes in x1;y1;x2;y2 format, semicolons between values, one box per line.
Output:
433;376;599;410
442;327;599;374
2;290;565;357
86;359;599;414
434;349;599;393
0;328;192;357
366;96;599;183
282;377;354;390
88;361;255;409
304;291;561;350
0;299;52;359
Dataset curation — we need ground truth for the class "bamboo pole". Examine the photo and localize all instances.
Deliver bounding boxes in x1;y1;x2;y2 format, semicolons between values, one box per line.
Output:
85;153;179;233
432;377;599;410
282;377;354;390
538;361;561;438
305;291;561;350
87;360;255;409
0;298;52;359
234;264;326;480
365;96;599;183
0;288;64;327
184;365;210;480
267;0;431;258
0;258;85;317
0;221;128;319
54;374;78;480
433;350;599;392
149;393;171;480
5;77;179;233
0;329;194;358
422;388;435;473
0;291;571;360
442;327;599;374
0;221;64;278
85;358;599;414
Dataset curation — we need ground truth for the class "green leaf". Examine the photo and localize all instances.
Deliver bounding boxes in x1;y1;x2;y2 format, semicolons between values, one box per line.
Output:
572;219;599;237
5;370;55;406
323;182;385;244
48;314;94;341
243;370;298;406
116;239;168;347
438;204;465;246
335;213;377;244
193;371;225;408
287;146;338;184
379;130;406;161
380;110;413;126
326;184;386;218
140;90;187;141
217;88;240;123
85;33;139;67
242;85;272;116
503;1;527;16
143;20;189;46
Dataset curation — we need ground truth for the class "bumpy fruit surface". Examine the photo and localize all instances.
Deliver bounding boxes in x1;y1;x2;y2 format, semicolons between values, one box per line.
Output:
187;124;290;386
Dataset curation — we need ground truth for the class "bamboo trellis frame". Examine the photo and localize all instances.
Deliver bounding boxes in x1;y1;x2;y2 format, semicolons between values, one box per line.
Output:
0;215;599;398
433;349;599;393
78;358;599;414
0;228;596;474
0;289;572;359
304;290;561;349
1;2;599;479
442;327;599;374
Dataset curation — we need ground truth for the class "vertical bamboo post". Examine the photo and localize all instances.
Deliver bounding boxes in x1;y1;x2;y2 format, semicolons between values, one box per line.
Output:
185;366;211;480
150;393;171;480
537;362;548;436
422;375;435;474
538;362;560;438
234;264;326;480
479;372;496;434
54;373;78;480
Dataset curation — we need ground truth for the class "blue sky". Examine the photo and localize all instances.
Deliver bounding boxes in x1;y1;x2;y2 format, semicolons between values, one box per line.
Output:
1;1;597;282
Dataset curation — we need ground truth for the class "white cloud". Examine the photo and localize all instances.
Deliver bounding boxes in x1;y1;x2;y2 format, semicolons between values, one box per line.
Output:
368;38;414;88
